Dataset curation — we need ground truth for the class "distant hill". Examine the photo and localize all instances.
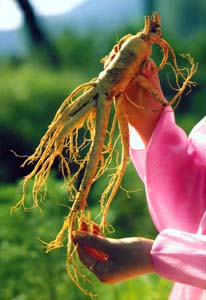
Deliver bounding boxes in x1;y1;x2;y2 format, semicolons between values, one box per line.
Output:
0;28;27;57
42;0;144;35
0;0;144;57
1;0;204;57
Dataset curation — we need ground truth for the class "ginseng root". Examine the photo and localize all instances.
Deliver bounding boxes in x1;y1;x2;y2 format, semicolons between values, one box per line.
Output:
12;12;197;296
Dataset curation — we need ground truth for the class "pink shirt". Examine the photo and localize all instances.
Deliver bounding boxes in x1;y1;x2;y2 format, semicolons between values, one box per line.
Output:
129;108;206;300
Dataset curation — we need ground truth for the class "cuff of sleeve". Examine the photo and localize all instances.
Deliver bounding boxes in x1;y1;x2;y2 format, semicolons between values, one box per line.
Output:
151;229;206;289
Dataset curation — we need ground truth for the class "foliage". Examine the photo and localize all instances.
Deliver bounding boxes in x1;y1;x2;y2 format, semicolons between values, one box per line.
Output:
0;62;90;182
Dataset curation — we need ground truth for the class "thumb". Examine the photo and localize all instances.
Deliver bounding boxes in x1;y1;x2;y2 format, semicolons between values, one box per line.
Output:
76;243;111;281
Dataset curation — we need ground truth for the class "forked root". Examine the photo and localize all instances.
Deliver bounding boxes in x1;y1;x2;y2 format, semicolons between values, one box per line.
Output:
100;94;130;228
12;12;197;297
12;88;97;211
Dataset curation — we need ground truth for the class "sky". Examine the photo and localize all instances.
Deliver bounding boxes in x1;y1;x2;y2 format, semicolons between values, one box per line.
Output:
0;0;86;31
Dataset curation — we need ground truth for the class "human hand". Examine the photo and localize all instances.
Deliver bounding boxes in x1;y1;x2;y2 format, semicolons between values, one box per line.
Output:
73;231;154;284
124;59;167;146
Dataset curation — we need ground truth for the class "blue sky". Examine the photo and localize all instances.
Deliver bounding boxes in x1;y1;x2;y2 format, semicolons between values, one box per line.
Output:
0;0;86;31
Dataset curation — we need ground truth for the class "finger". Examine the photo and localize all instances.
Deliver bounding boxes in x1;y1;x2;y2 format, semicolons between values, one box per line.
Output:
140;59;157;77
92;222;104;236
73;230;115;255
77;244;111;281
78;220;89;232
77;243;97;270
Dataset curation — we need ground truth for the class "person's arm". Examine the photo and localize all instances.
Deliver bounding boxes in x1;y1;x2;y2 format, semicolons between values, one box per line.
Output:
127;60;206;295
73;231;154;284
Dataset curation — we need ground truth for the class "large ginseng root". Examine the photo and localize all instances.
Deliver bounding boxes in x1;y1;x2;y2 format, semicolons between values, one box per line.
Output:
12;12;197;297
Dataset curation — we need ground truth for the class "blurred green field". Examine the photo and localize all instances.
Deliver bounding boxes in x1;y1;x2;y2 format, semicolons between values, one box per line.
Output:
0;5;205;299
1;178;172;300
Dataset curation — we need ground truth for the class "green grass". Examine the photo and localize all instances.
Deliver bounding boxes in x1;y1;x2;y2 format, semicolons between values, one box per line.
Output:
95;275;172;300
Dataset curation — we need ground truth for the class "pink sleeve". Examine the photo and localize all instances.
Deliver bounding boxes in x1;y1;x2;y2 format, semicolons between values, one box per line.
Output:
151;228;206;289
129;109;206;295
129;109;206;232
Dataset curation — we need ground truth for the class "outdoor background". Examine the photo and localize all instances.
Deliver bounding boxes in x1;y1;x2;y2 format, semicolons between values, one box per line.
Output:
0;0;205;299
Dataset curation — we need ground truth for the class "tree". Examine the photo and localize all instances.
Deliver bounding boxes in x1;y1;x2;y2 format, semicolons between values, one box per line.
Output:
15;0;60;66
